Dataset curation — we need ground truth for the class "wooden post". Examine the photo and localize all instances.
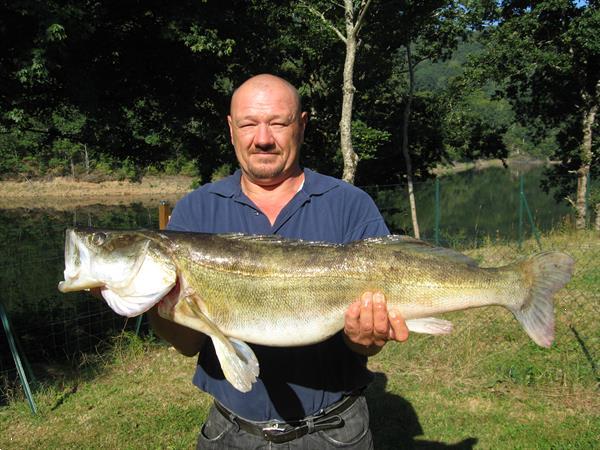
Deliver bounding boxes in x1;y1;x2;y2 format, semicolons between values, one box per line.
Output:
158;201;171;230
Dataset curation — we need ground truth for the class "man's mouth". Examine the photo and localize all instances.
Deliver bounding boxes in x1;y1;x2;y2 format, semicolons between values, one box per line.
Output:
251;150;279;155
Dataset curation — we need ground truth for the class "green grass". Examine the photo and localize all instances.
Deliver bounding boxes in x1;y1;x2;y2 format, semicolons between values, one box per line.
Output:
1;231;598;449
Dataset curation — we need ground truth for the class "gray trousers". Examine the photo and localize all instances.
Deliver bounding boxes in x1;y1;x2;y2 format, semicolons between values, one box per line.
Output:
196;395;374;449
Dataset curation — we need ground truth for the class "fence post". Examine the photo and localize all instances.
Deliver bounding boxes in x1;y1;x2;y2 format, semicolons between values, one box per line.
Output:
518;176;524;250
159;201;171;231
518;175;543;251
0;302;37;414
585;171;591;228
434;177;440;246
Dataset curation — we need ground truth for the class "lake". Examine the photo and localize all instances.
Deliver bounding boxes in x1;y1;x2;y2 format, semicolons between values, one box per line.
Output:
0;164;582;385
364;164;575;244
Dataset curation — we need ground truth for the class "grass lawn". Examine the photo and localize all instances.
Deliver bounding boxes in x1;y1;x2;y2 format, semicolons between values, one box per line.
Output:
1;231;598;449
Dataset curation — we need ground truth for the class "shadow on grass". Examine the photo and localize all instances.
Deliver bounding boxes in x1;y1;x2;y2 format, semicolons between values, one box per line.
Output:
367;372;478;450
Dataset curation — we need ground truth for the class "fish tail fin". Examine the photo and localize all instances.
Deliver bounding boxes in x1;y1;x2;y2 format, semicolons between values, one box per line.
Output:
510;252;574;348
212;336;259;393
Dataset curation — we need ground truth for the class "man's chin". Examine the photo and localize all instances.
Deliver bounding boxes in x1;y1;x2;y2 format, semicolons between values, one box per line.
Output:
246;165;285;182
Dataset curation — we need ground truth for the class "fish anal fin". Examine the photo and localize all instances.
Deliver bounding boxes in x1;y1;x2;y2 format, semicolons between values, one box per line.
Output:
405;317;453;335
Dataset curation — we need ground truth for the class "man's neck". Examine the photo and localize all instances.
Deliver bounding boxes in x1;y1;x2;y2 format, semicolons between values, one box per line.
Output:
241;169;305;225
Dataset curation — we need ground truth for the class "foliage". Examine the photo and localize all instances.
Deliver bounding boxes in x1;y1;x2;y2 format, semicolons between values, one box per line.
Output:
443;89;511;161
211;163;234;183
0;0;593;191
467;0;599;201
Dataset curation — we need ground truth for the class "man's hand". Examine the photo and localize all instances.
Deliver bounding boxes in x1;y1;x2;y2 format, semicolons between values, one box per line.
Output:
343;291;409;356
156;279;181;320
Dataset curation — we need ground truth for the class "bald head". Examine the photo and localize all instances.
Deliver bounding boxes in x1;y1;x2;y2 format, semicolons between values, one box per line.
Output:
227;73;308;185
230;74;302;117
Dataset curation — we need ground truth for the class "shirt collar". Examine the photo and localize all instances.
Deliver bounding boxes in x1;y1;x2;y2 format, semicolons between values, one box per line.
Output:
207;170;242;198
207;168;338;198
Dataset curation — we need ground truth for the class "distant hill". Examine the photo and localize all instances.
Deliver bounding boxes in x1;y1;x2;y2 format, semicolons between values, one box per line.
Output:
414;37;483;91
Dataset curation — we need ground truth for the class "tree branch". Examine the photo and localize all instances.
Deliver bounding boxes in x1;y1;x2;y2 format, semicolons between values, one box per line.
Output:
353;0;373;36
300;2;347;43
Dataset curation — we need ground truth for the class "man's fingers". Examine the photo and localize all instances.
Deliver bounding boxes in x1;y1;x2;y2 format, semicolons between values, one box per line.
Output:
388;310;409;342
345;292;409;350
372;292;390;340
358;292;374;337
344;300;362;337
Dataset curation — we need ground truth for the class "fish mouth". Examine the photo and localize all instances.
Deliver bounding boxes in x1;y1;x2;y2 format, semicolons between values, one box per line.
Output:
58;229;102;292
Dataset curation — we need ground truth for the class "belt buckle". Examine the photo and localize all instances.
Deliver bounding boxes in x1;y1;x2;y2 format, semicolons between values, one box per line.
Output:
262;422;286;435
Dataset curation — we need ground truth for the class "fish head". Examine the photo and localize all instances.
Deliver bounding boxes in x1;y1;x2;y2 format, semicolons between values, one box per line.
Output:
58;228;177;316
58;228;151;292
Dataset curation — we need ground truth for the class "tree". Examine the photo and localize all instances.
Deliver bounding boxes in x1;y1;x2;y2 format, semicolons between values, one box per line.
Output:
472;0;599;229
300;0;374;183
366;1;482;237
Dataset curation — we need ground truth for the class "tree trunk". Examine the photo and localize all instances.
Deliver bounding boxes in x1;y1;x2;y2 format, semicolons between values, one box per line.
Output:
83;144;90;175
340;0;359;184
577;94;597;229
595;202;600;231
401;45;420;239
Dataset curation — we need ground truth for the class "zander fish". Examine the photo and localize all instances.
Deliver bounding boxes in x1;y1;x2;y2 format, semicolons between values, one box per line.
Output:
58;228;574;392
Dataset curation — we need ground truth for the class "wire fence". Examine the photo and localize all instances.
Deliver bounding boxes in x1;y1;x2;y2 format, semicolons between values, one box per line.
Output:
1;169;598;408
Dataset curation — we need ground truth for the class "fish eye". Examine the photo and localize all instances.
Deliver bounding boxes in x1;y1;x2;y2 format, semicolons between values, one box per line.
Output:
91;232;107;246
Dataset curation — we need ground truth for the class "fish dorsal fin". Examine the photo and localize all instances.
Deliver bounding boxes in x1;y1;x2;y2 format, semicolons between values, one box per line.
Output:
220;233;337;248
357;235;479;267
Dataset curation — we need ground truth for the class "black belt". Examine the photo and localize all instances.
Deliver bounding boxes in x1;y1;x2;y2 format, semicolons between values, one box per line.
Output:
214;393;360;444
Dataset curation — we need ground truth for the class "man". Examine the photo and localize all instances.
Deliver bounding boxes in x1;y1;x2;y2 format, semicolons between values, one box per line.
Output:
148;74;408;449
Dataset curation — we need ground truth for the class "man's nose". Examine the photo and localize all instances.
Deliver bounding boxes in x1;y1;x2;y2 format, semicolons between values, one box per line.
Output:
254;123;275;148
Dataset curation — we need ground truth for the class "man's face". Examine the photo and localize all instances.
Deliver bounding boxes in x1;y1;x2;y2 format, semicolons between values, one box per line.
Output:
228;81;308;185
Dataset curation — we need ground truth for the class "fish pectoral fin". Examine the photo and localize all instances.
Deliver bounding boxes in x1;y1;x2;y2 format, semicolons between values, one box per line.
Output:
405;317;453;335
173;296;259;393
212;337;259;393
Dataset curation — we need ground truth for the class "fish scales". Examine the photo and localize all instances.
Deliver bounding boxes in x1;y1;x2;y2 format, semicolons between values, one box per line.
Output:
163;233;525;345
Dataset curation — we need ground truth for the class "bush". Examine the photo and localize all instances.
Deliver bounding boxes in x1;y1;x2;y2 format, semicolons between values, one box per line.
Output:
19;156;43;178
162;156;199;177
211;163;232;182
179;159;198;177
115;157;140;182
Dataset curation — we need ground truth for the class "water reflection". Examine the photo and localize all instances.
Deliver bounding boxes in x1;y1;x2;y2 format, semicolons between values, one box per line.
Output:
0;203;161;381
364;165;573;246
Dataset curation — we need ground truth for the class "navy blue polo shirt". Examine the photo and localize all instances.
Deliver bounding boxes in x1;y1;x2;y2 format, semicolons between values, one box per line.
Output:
168;168;389;421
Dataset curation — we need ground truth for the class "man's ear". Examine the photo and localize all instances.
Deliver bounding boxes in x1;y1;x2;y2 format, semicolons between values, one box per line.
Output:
227;115;234;145
300;111;309;142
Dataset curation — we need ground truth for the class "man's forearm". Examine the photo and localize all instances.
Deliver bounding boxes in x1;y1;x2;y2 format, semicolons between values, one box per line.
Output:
147;306;207;357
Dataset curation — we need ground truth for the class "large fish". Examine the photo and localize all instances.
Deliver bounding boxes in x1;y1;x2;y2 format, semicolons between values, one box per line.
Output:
58;228;574;392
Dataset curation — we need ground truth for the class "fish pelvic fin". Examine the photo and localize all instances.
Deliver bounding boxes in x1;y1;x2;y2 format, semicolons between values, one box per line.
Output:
177;297;259;392
511;252;575;348
212;337;259;393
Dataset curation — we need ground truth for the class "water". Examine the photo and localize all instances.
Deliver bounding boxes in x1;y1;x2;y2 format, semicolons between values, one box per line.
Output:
0;203;161;381
364;165;575;245
0;165;580;381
